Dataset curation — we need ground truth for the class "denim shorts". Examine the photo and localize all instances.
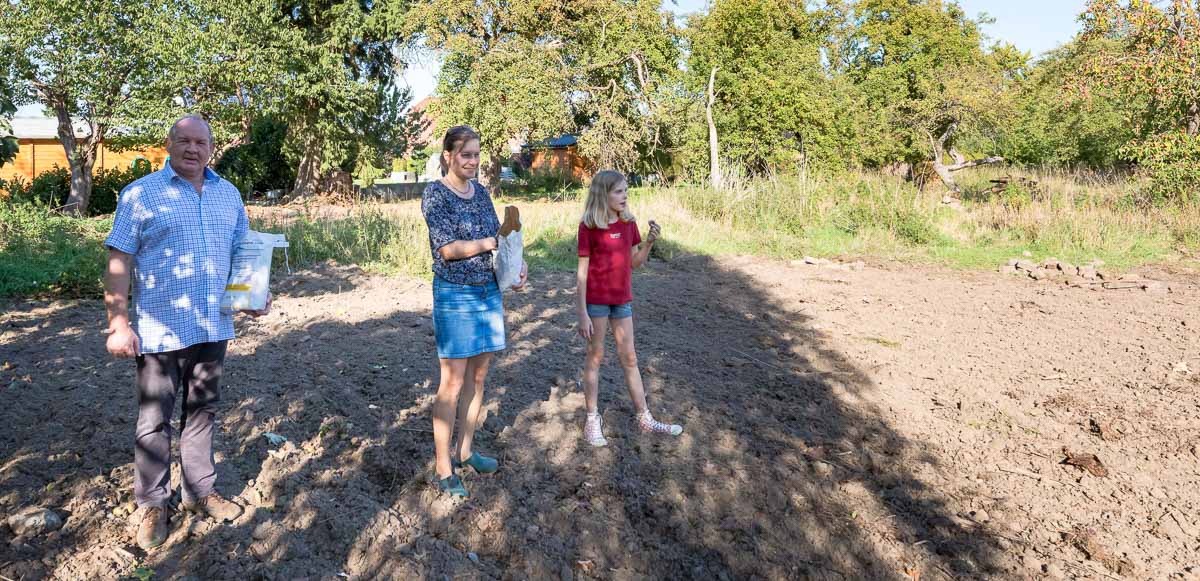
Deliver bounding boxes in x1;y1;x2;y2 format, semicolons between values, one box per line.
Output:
432;276;506;359
586;302;633;319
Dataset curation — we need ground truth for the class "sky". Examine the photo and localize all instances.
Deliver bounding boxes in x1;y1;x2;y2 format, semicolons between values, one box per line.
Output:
15;0;1091;118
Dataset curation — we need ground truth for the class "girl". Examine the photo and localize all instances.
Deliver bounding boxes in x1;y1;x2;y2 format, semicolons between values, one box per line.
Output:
577;170;683;447
421;125;528;497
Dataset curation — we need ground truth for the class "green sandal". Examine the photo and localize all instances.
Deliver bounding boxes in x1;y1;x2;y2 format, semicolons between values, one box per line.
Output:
436;474;469;497
453;451;499;474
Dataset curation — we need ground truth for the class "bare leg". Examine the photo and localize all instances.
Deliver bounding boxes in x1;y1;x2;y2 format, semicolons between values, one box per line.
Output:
609;317;648;414
582;316;610;413
453;352;493;461
433;358;468;479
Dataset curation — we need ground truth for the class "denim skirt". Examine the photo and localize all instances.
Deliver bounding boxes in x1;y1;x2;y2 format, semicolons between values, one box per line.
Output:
432;276;506;359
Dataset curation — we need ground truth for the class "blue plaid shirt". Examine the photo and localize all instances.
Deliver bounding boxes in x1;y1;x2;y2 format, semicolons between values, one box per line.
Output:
105;164;248;354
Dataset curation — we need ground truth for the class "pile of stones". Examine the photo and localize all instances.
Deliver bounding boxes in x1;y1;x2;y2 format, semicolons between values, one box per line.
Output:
1000;257;1171;293
1000;257;1106;283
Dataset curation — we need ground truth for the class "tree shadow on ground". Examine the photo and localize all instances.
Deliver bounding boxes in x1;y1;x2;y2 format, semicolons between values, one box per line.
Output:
0;251;1007;580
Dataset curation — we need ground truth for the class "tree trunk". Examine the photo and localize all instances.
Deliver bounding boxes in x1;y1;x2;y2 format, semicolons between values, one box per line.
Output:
928;126;1004;193
706;66;721;190
50;96;98;215
212;86;256;167
930;157;958;192
479;148;503;195
292;133;324;198
211;114;253;168
927;127;959;192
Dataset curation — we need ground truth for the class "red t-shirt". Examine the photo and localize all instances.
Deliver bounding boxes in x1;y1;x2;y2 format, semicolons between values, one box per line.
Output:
578;219;642;305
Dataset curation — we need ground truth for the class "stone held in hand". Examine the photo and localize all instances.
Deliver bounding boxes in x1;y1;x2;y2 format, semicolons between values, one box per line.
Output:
498;205;521;237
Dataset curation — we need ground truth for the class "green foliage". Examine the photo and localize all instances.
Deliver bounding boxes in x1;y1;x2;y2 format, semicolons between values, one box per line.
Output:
1124;131;1200;204
411;0;679;187
686;0;864;173
280;0;407;197
253;207;431;277
2;164;150;216
0;175;29;200
1078;0;1200;201
997;42;1134;168
0;92;18;167
9;167;71;209
215;116;294;197
115;0;303;154
0;202;109;297
0;0;181;212
90;162;154;216
506;169;582;201
836;0;1019;171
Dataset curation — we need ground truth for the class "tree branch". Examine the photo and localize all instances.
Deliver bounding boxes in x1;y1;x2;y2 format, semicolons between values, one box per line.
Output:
946;156;1005;172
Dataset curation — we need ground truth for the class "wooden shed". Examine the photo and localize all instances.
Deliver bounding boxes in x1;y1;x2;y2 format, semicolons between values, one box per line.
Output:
524;135;593;182
0;115;167;183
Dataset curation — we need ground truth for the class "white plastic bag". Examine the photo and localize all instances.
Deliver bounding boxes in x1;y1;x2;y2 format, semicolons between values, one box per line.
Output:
493;230;524;291
220;230;288;313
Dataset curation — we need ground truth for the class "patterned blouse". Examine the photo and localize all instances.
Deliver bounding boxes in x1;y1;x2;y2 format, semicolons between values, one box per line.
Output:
421;180;501;285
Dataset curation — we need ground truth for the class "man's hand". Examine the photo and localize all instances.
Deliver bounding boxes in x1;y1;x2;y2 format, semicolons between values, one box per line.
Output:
512;262;529;290
106;324;140;358
244;292;272;318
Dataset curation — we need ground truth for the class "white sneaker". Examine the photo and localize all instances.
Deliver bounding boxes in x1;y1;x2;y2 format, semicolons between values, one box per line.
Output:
584;413;608;447
638;410;683;436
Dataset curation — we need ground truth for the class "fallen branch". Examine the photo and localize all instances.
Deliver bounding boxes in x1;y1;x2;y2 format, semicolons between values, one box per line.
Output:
946;156;1005;172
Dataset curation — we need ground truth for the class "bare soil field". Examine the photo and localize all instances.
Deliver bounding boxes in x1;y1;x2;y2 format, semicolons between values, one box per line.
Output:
1;253;1197;580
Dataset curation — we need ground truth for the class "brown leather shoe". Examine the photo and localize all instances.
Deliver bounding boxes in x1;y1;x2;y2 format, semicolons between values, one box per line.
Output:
136;506;169;549
182;493;244;523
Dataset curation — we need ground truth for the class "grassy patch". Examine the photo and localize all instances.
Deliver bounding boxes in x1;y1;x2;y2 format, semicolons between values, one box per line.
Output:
0;203;109;298
2;168;1196;299
251;205;431;278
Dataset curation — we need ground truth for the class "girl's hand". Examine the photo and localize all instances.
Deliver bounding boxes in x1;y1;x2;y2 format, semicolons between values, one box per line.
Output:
578;312;593;340
647;220;661;243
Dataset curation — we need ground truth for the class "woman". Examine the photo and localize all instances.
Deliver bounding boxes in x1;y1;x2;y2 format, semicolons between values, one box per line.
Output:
421;125;527;497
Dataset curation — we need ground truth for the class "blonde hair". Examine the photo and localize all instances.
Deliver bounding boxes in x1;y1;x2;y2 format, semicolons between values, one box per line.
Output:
581;170;633;229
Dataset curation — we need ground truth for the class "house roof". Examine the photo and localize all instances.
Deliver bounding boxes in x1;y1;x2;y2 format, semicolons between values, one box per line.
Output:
524;134;577;149
10;115;90;139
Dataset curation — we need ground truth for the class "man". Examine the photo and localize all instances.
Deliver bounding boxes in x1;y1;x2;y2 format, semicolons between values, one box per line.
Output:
104;115;269;550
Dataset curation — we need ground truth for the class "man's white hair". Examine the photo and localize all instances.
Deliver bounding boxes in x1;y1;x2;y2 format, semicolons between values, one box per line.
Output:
168;115;213;143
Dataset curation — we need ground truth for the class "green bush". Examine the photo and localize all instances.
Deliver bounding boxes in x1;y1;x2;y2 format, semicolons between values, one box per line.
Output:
1125;131;1200;205
0;202;109;297
513;169;581;198
91;159;154;215
0;175;30;200
8;166;72;208
215;117;293;197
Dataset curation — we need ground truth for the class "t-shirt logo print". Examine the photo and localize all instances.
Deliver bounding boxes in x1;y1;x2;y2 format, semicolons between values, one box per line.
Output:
609;232;621;239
